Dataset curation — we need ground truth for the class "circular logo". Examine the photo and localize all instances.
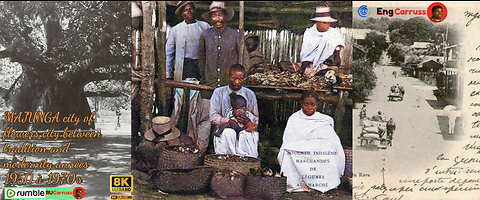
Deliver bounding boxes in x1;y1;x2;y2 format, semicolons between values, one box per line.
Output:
358;5;370;18
427;2;447;23
6;189;15;198
73;187;85;199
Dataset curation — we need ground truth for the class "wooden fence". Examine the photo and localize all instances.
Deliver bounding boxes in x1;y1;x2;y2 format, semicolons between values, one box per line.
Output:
246;28;353;71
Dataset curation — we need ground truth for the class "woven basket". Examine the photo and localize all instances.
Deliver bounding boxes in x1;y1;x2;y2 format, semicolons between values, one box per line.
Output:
204;154;260;175
210;171;245;198
245;175;287;200
157;145;204;170
150;166;214;193
344;148;352;178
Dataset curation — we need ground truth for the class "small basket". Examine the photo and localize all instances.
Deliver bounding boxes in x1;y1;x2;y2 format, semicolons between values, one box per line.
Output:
245;175;287;200
157;145;204;170
344;148;352;178
210;170;245;198
204;154;261;175
150;166;214;193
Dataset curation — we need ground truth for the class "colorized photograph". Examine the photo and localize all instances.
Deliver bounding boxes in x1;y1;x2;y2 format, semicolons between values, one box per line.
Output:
131;1;353;199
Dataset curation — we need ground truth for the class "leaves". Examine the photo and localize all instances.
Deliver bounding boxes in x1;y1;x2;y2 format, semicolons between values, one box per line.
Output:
352;60;376;102
358;32;387;64
0;2;129;72
0;1;130;103
388;16;447;46
387;43;407;65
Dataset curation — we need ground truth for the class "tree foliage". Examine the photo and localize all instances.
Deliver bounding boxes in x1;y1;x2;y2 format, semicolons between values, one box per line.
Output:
358;32;387;64
0;2;130;130
388;16;450;46
424;44;443;56
353;17;390;33
387;43;407;65
0;1;130;82
352;60;376;103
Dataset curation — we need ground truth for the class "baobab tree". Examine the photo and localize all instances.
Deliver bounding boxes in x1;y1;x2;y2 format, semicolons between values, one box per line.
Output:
0;1;130;130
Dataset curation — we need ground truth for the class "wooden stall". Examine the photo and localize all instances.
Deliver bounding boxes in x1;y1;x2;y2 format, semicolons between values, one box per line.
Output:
132;1;353;171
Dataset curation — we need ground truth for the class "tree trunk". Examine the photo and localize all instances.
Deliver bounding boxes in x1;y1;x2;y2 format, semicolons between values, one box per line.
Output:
140;1;155;135
2;67;93;131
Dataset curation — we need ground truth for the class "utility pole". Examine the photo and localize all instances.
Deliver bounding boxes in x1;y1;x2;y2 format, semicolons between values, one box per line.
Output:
442;24;448;97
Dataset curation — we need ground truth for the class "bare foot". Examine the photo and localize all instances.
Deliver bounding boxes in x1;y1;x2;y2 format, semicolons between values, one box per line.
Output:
300;181;313;192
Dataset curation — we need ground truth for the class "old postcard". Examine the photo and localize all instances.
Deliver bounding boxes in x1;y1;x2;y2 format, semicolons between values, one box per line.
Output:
353;2;480;199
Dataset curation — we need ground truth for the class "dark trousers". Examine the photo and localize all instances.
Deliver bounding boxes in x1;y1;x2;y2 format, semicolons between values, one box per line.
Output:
182;58;200;80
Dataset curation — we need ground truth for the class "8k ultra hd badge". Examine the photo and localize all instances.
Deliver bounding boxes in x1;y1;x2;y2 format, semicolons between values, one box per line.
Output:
110;175;133;193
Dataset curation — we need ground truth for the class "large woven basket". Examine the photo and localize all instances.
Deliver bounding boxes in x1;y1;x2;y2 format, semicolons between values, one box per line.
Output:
150;166;214;193
210;170;245;198
344;148;352;178
157;145;204;170
245;175;287;200
204;154;261;175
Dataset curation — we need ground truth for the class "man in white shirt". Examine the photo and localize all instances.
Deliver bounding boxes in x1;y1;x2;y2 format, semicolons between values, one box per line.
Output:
166;1;211;150
299;6;344;75
210;64;259;157
166;1;210;80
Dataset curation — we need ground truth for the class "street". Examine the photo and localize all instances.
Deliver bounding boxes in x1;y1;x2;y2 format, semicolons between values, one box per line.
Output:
353;64;463;189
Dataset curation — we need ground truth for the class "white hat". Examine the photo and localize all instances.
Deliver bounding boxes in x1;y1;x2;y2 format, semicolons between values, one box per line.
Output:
310;7;337;23
144;116;181;142
202;1;234;22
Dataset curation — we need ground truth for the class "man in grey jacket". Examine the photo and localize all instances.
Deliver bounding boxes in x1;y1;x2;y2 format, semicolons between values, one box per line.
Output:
166;1;211;150
166;1;210;81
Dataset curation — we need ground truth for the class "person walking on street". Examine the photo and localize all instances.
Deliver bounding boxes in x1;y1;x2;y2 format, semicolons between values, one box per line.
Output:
416;96;421;107
386;118;396;145
359;104;367;126
115;109;121;130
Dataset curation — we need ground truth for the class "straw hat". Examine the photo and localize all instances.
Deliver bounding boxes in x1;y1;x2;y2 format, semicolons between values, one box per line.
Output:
202;1;234;22
175;1;193;15
144;116;181;142
310;7;337;23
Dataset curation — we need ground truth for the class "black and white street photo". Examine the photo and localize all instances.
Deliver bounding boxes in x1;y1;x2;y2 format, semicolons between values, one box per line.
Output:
351;2;480;199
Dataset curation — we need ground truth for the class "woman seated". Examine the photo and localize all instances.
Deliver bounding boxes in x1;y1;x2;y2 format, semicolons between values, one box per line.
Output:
277;91;345;193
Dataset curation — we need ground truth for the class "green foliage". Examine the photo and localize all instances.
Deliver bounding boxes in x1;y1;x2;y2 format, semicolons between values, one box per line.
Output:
352;60;376;103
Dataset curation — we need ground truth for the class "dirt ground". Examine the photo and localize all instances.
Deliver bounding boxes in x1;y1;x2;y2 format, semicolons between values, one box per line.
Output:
132;175;351;200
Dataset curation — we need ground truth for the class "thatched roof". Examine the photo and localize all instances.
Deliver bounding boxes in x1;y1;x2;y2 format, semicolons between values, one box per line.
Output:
166;1;352;34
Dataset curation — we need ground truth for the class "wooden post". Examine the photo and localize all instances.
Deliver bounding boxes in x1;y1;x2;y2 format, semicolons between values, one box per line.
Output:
239;1;245;65
132;27;139;101
179;87;190;134
157;1;168;116
272;15;281;64
140;1;155;134
335;91;345;135
275;30;280;64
